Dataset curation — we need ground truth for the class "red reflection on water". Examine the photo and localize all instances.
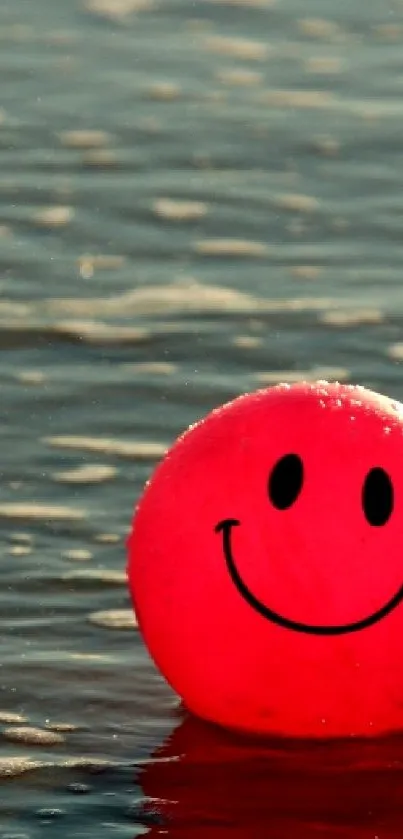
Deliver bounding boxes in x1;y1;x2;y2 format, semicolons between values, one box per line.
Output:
137;714;403;838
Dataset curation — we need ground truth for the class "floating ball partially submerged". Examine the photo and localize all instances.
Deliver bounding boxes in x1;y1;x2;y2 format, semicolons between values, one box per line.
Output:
127;382;403;738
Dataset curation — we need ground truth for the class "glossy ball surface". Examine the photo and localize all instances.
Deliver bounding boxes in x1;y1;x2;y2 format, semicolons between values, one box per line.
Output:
127;382;403;737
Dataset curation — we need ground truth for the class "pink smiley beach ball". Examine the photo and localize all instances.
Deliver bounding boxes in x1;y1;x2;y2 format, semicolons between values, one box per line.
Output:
127;381;403;738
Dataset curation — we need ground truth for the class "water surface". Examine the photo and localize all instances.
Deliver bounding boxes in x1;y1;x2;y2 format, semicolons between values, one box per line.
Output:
2;0;403;835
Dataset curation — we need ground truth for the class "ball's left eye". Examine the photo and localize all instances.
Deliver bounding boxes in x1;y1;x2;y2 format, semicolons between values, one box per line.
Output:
362;467;393;526
268;453;304;510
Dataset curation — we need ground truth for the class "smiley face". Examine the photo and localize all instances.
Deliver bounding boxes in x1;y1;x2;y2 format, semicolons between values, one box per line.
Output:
127;382;403;737
215;454;401;635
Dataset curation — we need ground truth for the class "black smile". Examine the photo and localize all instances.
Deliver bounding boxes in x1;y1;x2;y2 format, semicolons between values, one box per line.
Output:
215;518;403;635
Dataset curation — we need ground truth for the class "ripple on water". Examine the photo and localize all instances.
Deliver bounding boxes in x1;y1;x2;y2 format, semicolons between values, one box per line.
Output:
44;436;166;460
216;69;263;86
88;609;137;629
68;653;115;664
320;309;384;326
147;82;181;101
387;343;403;361
0;757;44;779
207;0;276;7
312;134;341;157
45;280;337;317
45;722;79;732
305;56;343;75
54;320;149;345
259;89;336;109
77;254;126;279
83;0;155;21
53;465;117;484
297;17;345;40
62;569;126;584
203;35;269;60
125;361;177;375
95;533;121;544
16;370;47;385
194;238;270;257
232;335;263;348
33;206;74;228
290;265;322;280
9;532;33;544
255;366;350;385
61;756;118;770
3;727;65;746
8;545;32;557
274;193;319;213
81;148;118;167
0;504;85;521
153;198;208;221
58;130;113;149
0;302;31;319
0;712;29;725
62;548;93;561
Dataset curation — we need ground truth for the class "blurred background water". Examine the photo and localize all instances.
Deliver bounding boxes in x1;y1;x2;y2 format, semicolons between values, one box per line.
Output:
2;0;403;835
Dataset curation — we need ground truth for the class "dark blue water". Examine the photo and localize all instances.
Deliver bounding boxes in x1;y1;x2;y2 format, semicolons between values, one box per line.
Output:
1;0;403;835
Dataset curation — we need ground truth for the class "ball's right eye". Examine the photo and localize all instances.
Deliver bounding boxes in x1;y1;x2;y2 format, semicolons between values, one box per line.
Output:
362;467;393;526
268;453;304;510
